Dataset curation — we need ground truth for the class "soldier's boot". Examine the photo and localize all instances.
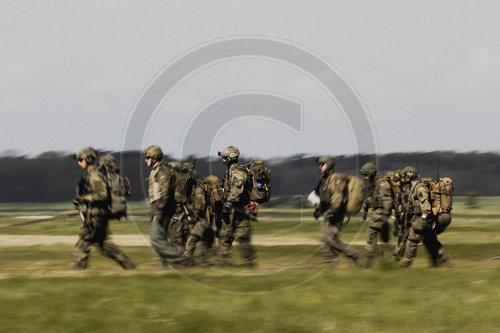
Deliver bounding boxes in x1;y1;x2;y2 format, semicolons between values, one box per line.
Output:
399;240;418;268
119;258;137;270
71;261;88;270
435;248;452;267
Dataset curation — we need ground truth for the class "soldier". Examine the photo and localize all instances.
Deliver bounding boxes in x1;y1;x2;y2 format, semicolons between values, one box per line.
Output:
314;156;361;267
399;167;449;267
181;176;219;266
216;146;256;268
144;145;185;267
360;162;394;267
72;147;136;269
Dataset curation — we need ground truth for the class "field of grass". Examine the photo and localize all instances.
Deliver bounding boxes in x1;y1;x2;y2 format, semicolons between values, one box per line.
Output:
1;197;500;332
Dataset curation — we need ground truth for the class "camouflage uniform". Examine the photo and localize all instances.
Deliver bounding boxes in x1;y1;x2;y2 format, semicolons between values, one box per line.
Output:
393;177;411;260
182;179;216;266
399;179;449;267
364;175;394;267
317;156;361;267
216;146;256;267
147;158;184;266
73;152;135;269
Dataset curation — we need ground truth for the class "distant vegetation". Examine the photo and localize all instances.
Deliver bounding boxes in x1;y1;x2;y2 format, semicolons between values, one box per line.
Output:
0;150;498;202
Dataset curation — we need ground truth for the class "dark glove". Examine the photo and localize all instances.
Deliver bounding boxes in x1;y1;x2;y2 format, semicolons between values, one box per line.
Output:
221;202;233;225
313;206;322;220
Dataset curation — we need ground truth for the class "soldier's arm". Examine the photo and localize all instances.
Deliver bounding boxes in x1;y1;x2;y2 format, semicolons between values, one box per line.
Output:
156;167;172;211
379;180;394;218
417;186;432;215
330;175;348;211
80;173;108;204
226;170;247;203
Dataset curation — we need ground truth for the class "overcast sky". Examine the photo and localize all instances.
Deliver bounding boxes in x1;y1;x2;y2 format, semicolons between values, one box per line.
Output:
1;1;499;159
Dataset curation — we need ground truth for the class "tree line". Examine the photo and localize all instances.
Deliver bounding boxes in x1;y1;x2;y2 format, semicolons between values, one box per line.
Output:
0;151;498;202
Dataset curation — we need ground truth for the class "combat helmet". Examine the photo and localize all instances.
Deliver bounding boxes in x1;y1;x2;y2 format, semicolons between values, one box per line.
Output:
402;166;419;182
144;145;163;160
218;145;240;163
317;155;336;173
360;162;377;178
75;147;97;164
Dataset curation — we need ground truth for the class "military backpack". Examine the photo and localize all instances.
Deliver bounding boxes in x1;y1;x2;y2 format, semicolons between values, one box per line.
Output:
168;161;198;205
345;175;366;215
420;177;454;215
97;154;130;220
246;159;271;204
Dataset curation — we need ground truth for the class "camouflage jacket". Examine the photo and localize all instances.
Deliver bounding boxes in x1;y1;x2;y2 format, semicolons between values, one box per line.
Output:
318;170;349;213
223;163;251;206
148;160;173;214
77;167;109;216
371;175;394;217
406;181;432;217
363;177;376;211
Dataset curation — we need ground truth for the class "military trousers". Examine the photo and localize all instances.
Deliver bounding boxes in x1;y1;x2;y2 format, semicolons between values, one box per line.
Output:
183;218;213;265
400;215;449;267
150;212;184;267
365;222;391;268
321;210;360;267
216;209;255;267
73;214;135;269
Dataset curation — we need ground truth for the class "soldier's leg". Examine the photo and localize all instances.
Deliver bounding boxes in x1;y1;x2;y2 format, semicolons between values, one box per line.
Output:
183;220;205;265
365;226;379;268
393;227;409;261
234;217;255;268
379;222;393;258
215;222;234;266
150;214;182;266
400;227;422;268
423;231;450;267
92;217;136;269
72;220;95;268
323;218;361;266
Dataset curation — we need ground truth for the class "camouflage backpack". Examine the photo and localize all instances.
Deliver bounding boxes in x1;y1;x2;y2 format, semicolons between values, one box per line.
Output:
168;161;198;204
420;177;454;215
199;175;223;227
246;160;271;204
345;175;366;215
97;154;130;220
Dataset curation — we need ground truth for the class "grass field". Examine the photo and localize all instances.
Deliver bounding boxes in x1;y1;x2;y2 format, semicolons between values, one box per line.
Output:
1;197;499;332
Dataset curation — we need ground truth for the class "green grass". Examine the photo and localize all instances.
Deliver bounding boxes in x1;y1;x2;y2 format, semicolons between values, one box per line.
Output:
1;200;500;332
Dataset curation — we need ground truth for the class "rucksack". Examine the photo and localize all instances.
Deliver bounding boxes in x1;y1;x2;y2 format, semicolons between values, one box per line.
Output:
246;159;271;204
346;175;365;215
200;175;224;227
97;154;130;220
168;161;198;204
420;177;454;215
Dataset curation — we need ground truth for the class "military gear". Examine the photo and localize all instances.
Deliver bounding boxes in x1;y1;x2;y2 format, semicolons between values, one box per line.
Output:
73;167;135;269
399;179;449;267
146;159;184;266
317;155;336;173
246;159;271;204
97;154;130;220
316;167;361;266
75;147;97;164
360;162;377;177
346;176;366;215
168;161;198;204
402;166;419;181
144;145;163;160
216;159;255;267
218;145;240;161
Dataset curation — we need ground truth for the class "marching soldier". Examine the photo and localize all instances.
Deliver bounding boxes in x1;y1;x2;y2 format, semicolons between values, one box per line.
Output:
144;145;185;267
360;162;394;267
72;147;136;269
216;146;256;268
399;167;449;267
314;156;361;267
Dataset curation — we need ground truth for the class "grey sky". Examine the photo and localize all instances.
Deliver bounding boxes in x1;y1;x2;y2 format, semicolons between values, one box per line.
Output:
1;1;499;159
